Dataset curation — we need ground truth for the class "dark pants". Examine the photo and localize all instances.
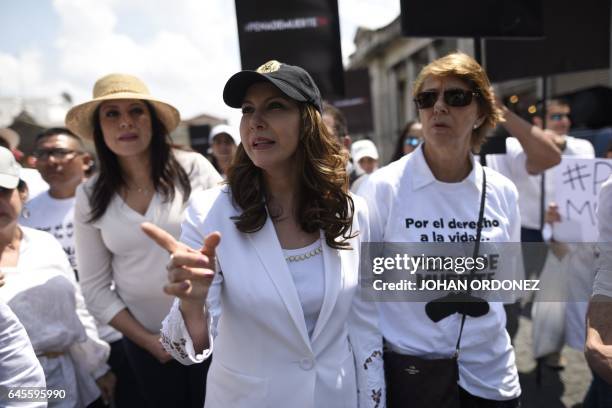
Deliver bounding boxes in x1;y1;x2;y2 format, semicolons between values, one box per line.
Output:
458;387;521;408
584;370;612;408
108;339;146;407
520;227;548;279
122;337;210;408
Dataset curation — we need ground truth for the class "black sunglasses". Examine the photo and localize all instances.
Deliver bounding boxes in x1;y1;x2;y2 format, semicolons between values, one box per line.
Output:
414;89;480;109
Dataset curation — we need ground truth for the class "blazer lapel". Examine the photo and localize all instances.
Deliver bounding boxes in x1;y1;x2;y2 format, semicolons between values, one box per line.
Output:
247;216;312;351
311;231;342;343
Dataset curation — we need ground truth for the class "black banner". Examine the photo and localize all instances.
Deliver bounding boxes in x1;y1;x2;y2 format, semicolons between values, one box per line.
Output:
485;0;610;81
400;0;544;38
234;0;344;98
328;69;373;134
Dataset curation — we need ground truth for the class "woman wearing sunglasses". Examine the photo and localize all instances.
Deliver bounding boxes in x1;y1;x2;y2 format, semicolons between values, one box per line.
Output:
359;52;522;407
390;120;423;163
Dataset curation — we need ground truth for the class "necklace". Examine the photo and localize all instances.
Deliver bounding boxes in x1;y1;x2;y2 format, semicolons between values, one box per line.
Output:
285;244;322;263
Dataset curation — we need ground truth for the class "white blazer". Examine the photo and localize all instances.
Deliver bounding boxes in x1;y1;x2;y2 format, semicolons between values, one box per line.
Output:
161;186;385;408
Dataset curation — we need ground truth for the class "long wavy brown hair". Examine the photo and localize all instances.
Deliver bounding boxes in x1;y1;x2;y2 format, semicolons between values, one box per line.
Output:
87;101;191;222
227;103;355;250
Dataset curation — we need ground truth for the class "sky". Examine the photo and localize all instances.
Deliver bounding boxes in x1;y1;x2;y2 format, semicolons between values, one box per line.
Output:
0;0;399;126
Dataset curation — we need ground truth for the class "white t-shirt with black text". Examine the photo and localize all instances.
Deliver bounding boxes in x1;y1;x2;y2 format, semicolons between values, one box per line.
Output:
358;145;522;401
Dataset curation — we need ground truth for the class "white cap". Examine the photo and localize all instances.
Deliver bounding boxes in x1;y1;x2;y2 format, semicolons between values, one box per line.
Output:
0;147;20;189
210;124;240;146
0;128;20;149
351;139;379;163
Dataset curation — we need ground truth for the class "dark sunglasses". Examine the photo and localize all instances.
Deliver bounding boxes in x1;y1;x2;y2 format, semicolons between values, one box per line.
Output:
425;292;490;322
33;148;81;161
549;113;570;121
404;136;421;147
414;89;480;109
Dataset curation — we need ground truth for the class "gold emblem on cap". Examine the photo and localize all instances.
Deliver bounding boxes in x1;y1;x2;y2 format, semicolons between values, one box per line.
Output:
257;60;281;74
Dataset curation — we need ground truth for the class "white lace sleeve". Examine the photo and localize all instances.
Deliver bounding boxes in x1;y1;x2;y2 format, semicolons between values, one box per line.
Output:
349;195;385;408
160;270;223;365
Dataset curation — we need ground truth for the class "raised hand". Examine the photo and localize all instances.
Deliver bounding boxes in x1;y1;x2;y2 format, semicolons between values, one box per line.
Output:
141;222;221;305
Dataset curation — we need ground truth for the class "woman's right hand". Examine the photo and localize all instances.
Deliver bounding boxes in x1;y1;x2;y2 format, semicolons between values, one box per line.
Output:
140;222;221;304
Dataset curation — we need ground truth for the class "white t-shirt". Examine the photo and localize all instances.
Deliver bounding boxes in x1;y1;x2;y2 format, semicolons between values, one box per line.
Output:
21;192;77;270
282;240;325;338
592;175;612;297
20;168;49;202
0;300;46;408
358;145;521;400
21;191;122;343
75;150;222;333
487;136;595;230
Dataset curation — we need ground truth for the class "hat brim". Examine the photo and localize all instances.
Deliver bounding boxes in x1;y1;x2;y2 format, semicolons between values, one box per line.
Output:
0;174;19;189
65;92;180;140
223;71;309;109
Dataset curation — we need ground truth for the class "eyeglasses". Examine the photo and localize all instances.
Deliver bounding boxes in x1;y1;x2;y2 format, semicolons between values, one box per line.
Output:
33;148;81;161
414;89;480;109
404;136;421;147
549;113;570;121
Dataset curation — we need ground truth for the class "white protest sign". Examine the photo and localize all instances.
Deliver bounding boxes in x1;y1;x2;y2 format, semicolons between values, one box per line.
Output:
553;157;612;242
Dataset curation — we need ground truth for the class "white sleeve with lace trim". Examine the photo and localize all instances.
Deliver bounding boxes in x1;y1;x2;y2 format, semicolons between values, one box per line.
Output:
160;260;223;365
349;195;386;408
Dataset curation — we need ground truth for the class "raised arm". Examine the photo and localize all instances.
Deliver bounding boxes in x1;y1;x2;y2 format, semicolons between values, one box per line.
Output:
497;99;561;174
141;222;220;363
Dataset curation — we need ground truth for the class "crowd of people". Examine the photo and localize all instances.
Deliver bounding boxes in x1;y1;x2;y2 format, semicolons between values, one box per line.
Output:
0;51;611;408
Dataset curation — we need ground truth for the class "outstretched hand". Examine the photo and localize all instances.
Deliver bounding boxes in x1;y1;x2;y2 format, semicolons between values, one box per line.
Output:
141;222;221;303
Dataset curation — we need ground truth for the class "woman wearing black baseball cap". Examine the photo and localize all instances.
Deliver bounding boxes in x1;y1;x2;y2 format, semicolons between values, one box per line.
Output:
144;61;385;407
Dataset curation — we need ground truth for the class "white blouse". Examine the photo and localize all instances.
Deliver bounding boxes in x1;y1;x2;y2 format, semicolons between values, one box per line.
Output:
282;240;325;338
74;150;222;333
0;227;110;407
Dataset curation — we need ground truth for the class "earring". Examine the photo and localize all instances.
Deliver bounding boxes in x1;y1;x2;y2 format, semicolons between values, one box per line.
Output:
21;207;30;219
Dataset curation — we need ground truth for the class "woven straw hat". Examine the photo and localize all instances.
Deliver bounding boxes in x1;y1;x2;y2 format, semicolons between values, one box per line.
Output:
65;73;180;140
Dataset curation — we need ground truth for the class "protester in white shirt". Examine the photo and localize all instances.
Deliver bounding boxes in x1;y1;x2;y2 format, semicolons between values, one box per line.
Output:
0;146;113;407
359;52;521;406
68;73;221;408
488;99;595;368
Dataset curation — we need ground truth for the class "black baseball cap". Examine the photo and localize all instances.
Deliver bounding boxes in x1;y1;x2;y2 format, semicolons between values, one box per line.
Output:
223;60;323;113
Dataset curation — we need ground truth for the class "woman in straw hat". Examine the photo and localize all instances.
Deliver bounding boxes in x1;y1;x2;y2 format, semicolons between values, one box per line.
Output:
67;73;221;408
142;60;385;408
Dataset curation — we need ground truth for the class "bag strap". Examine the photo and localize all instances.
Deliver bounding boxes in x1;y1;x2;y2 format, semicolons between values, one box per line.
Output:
455;167;487;354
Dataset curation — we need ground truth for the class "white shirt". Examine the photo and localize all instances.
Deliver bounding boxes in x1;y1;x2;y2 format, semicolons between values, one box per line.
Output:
20;168;49;202
487;136;595;229
21;193;77;271
358;145;521;400
592;175;612;297
75;150;222;332
21;191;122;344
0;227;110;407
0;300;46;408
282;240;325;338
